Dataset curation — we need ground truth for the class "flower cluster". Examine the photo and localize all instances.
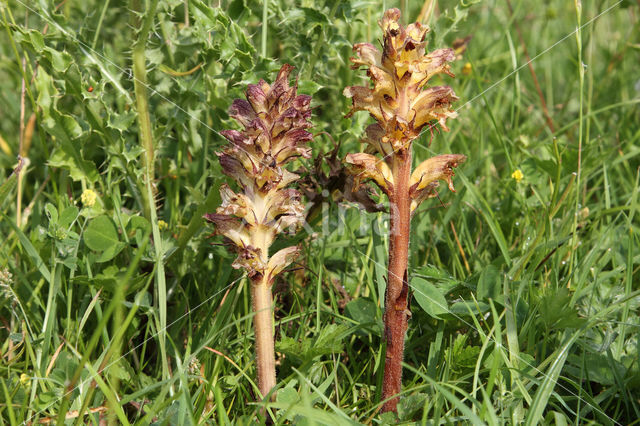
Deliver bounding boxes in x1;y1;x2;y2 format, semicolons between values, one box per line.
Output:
205;65;312;283
81;189;97;208
344;8;466;211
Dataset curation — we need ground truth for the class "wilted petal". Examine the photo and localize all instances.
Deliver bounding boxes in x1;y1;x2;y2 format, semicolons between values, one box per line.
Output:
351;43;382;68
220;129;247;146
344;178;386;212
379;8;402;35
275;63;295;85
369;66;396;99
218;153;253;188
411;86;459;129
228;99;256;127
424;48;455;73
409;154;466;195
345;152;394;195
204;213;251;248
272;107;311;137
273;211;305;234
217;184;259;224
293;94;312;110
405;23;428;44
246;84;268;115
273;129;313;163
343;86;384;122
232;244;266;277
265;246;300;283
264;188;305;226
410;182;439;213
413;48;456;87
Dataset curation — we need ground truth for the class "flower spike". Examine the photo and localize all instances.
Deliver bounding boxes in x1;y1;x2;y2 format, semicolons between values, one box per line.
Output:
206;65;312;400
342;9;467;414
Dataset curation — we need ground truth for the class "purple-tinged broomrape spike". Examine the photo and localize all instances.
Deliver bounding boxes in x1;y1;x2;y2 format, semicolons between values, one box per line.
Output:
206;64;312;401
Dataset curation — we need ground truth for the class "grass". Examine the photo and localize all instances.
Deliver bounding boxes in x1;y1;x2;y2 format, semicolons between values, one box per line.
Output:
1;0;639;424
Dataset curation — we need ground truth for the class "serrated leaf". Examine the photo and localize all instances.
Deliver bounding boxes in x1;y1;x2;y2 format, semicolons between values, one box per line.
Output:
300;7;330;25
48;146;99;183
298;80;323;95
108;110;137;132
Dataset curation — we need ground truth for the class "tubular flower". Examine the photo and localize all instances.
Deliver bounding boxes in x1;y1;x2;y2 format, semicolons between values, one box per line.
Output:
344;8;466;211
205;64;311;282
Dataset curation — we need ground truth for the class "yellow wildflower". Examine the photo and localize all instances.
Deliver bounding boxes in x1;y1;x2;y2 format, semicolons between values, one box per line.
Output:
511;169;524;183
20;373;30;386
81;189;97;207
158;220;168;231
462;62;472;75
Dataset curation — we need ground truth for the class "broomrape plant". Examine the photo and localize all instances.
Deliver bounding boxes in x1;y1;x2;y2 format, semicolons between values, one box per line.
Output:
343;9;466;413
205;64;312;400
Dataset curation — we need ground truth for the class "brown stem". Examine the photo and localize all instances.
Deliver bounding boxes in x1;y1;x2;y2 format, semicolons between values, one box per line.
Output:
251;276;277;400
381;149;412;413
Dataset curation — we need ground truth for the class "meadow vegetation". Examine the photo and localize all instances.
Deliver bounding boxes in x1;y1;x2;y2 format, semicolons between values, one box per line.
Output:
0;0;639;424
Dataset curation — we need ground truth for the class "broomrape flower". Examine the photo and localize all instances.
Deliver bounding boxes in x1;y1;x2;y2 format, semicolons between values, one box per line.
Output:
343;8;466;413
205;64;312;400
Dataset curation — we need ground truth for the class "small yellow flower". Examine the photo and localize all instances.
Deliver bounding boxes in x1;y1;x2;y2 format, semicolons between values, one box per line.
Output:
20;373;30;386
511;169;524;183
462;62;472;75
158;220;168;231
81;189;97;207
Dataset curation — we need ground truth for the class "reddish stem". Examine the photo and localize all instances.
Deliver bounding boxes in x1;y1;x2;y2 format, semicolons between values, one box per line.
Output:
381;149;412;413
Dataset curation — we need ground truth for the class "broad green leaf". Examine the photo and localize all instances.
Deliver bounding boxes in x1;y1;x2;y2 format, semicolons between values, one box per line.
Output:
477;264;501;301
298;80;323;96
59;206;79;229
345;298;376;324
45;203;58;224
411;277;448;319
84;215;121;252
